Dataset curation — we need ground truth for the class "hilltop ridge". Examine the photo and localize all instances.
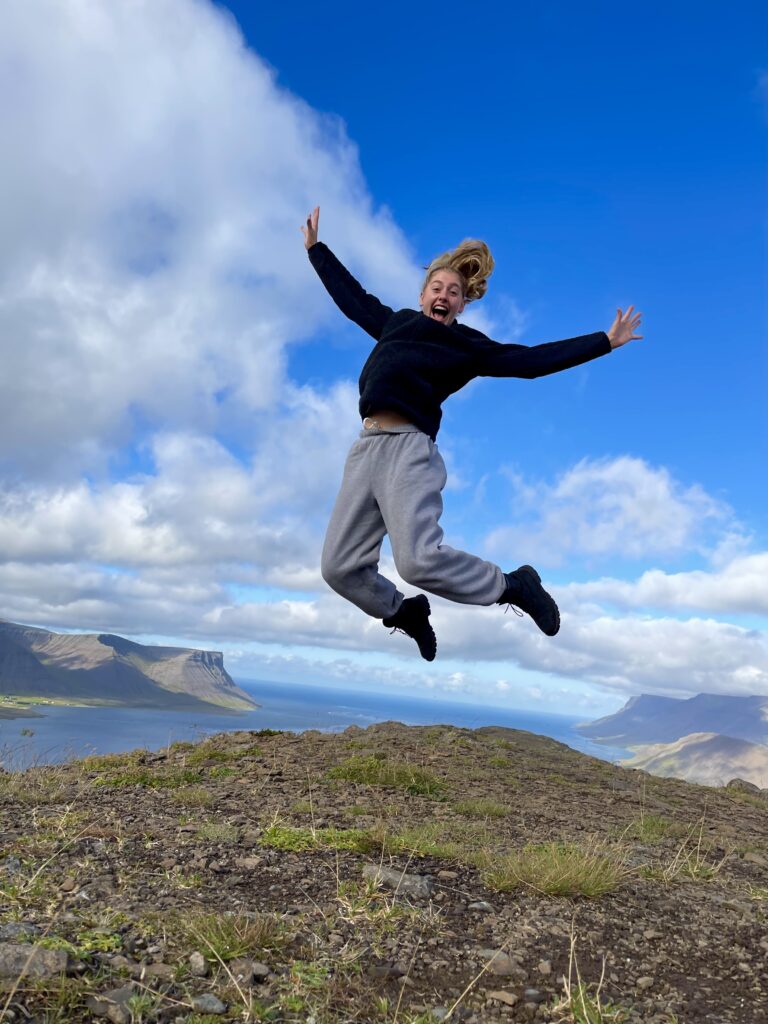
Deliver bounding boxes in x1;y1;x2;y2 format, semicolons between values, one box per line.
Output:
0;619;256;712
1;721;766;1022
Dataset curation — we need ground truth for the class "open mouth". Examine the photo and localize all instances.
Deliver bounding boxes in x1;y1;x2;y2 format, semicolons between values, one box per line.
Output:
431;303;449;321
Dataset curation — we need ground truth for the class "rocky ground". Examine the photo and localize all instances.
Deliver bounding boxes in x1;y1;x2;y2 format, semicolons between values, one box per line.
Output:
1;721;767;1023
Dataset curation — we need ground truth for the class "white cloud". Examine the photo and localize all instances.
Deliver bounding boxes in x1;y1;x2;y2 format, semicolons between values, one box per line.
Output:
485;456;740;567
565;553;768;617
0;0;417;475
0;1;765;718
0;381;357;571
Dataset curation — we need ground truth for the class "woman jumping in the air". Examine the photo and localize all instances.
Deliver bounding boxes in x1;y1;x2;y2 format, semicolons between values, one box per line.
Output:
302;207;642;661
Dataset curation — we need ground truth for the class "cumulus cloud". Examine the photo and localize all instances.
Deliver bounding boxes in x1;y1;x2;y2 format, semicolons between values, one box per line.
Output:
0;0;416;474
1;1;765;715
565;553;768;617
485;455;741;567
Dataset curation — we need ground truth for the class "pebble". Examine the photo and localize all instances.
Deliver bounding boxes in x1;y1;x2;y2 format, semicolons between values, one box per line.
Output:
189;951;208;977
537;959;552;975
523;988;545;1004
191;993;227;1014
636;976;655;990
437;870;459;880
362;863;434;898
0;923;40;941
488;990;519;1006
142;962;174;980
0;944;69;979
479;949;520;977
468;901;495;913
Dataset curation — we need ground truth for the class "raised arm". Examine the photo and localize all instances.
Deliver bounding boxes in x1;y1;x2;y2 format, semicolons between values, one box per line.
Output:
301;206;394;341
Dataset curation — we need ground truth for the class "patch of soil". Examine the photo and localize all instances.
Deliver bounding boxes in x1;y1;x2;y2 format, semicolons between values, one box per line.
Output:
1;721;767;1022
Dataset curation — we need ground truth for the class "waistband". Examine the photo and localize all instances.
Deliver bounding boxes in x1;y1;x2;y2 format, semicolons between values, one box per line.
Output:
358;423;423;438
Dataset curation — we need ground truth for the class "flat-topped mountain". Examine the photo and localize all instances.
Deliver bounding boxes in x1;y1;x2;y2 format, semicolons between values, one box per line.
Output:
576;692;768;746
0;619;257;712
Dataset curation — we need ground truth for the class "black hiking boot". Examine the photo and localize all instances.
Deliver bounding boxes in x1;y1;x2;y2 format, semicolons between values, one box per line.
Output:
383;595;437;662
496;565;560;637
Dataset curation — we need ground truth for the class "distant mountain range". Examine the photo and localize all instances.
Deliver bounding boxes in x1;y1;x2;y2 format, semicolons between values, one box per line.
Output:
0;619;257;712
578;693;768;788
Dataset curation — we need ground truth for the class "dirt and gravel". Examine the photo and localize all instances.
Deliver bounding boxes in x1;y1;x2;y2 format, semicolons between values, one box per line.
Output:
1;721;767;1023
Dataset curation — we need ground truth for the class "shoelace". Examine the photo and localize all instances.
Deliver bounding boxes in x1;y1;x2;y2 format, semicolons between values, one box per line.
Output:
503;603;524;617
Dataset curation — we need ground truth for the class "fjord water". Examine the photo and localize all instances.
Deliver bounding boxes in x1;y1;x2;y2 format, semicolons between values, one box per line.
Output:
0;679;630;770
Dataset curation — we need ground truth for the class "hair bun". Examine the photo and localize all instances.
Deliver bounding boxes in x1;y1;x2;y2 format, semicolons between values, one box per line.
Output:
423;239;494;302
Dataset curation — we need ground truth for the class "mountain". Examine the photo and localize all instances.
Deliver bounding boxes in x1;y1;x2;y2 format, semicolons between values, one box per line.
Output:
622;731;768;788
576;692;768;746
0;619;257;712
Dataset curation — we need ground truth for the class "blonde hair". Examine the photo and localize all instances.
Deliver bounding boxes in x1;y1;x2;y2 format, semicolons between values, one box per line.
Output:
422;239;495;302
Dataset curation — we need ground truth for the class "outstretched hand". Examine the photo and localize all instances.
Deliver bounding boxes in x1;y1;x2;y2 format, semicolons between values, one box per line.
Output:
607;306;643;349
301;206;320;250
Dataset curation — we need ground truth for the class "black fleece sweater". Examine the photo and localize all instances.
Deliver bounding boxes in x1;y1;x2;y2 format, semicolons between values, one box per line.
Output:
308;241;612;440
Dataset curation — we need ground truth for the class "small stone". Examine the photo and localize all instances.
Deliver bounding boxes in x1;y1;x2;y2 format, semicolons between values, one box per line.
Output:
189;951;208;977
59;877;77;892
191;993;227;1014
437;870;459;880
537;959;552;975
108;956;133;971
362;863;434;899
230;958;257;985
0;923;40;941
0;944;69;979
744;852;768;868
142;962;174;980
106;1007;130;1024
368;963;402;979
1;857;22;877
468;901;494;913
643;930;663;940
251;960;270;981
86;984;137;1022
479;949;518;976
236;857;262;870
523;988;545;1004
636;976;655;990
489;990;519;1007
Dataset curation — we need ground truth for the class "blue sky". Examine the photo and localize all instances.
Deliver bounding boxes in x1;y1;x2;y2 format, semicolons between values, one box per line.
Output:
0;0;765;717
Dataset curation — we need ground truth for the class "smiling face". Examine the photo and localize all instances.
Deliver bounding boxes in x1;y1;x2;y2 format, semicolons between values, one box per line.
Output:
419;269;466;326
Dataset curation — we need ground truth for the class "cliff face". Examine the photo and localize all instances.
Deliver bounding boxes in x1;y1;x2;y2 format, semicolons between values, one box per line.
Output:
0;620;257;711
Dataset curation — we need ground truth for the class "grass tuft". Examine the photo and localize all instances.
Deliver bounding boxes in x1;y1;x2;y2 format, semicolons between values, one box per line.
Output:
326;754;445;796
478;839;630;897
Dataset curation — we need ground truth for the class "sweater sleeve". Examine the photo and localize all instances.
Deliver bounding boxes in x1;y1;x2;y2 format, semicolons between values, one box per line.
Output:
308;241;394;341
477;331;612;379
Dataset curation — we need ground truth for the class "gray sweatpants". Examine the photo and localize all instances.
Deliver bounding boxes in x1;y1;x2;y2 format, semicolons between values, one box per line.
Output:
321;425;506;619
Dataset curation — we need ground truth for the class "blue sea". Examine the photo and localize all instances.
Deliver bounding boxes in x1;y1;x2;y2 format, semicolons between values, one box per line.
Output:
0;679;629;771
